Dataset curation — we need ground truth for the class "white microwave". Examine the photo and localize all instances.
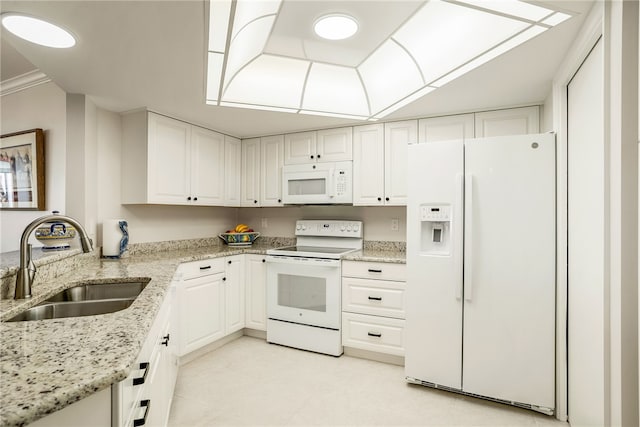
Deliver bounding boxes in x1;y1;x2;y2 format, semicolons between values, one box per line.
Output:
282;161;353;204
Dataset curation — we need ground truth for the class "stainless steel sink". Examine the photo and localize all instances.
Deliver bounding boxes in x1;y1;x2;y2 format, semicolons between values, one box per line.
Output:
6;299;136;322
5;279;151;322
44;280;149;302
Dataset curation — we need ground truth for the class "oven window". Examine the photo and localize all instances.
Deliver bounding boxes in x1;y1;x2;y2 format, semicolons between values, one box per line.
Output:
277;274;326;312
288;178;326;196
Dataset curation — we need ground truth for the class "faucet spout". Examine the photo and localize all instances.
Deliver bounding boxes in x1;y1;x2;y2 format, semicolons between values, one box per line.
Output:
15;214;93;299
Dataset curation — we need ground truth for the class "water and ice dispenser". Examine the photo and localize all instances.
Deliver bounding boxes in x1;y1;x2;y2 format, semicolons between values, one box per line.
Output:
419;204;452;256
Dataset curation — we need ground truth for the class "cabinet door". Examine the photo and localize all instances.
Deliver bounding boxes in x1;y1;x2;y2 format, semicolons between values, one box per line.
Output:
147;112;191;204
245;254;267;331
260;135;284;206
418;114;474;143
384;120;416;205
241;138;261;206
225;255;245;334
316;127;353;162
284;131;316;164
190;126;225;205
353;124;385;206
474;106;539;137
177;273;225;356
224;135;242;206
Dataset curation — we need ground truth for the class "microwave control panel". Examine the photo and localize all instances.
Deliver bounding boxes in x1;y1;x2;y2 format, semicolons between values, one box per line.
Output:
336;170;347;195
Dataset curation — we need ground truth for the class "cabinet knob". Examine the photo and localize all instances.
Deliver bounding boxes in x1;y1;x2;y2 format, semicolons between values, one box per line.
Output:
254;200;258;204
377;197;382;201
317;154;321;159
187;196;191;201
194;197;198;201
310;155;314;159
228;260;232;264
278;199;281;203
262;259;266;263
385;197;389;202
223;277;227;281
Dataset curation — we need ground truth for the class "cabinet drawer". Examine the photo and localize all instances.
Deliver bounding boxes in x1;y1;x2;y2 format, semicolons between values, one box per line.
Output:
177;258;225;279
342;277;406;319
342;261;406;281
342;312;405;356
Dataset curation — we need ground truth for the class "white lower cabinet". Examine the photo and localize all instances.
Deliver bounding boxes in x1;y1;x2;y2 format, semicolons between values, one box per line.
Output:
341;261;407;356
244;254;267;331
176;256;246;356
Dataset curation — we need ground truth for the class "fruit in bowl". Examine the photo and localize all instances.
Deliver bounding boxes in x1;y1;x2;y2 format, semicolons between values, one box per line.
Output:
225;224;254;233
219;224;260;246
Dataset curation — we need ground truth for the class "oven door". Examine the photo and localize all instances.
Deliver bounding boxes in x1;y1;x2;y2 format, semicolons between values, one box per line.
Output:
266;255;341;329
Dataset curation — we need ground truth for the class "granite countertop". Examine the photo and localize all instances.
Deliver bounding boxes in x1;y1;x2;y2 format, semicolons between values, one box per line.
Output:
0;240;404;426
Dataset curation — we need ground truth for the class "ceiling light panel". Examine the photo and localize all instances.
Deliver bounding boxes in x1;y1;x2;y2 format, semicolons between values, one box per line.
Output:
208;0;232;52
541;12;572;27
449;0;553;22
231;0;282;40
359;39;424;114
223;54;309;109
394;0;528;85
206;52;225;100
2;13;75;48
302;63;369;116
224;15;276;86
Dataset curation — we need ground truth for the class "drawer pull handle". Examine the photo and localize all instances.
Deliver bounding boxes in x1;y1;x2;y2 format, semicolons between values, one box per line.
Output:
368;269;382;273
133;399;150;426
199;265;211;270
161;334;170;346
367;332;382;338
132;362;149;386
368;296;382;301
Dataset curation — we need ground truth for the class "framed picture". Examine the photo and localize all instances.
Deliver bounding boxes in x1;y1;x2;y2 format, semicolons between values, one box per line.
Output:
0;129;45;210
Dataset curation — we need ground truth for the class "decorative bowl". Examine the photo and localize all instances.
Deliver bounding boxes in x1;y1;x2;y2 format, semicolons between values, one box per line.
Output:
35;221;77;251
218;232;260;246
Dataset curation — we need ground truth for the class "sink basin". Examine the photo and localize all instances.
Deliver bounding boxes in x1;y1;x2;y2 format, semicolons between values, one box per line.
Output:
5;279;151;322
44;280;149;302
6;299;135;322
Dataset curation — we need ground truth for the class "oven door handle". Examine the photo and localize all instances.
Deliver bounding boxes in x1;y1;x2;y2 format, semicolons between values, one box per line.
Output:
266;255;341;267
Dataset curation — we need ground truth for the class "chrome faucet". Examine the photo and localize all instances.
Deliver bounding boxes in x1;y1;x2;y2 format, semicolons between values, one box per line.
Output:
15;213;93;299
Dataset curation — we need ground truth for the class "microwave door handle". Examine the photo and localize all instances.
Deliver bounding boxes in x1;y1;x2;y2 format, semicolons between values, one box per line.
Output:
328;168;335;198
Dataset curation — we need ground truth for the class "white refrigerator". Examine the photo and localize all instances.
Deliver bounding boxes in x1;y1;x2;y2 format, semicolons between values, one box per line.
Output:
405;133;556;414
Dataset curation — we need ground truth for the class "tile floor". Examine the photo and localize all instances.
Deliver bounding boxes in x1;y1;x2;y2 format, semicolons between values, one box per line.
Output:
168;336;568;426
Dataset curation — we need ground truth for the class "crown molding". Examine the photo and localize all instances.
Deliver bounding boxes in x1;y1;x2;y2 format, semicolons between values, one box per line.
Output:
1;69;51;97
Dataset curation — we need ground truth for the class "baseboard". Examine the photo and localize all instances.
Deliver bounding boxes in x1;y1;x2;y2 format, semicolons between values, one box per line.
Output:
178;330;243;366
344;346;405;366
243;328;266;339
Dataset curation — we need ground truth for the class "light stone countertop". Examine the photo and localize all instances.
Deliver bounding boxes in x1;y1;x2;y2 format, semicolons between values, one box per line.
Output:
0;240;404;426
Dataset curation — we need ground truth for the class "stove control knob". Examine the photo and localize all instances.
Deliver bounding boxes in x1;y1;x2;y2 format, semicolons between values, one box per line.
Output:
301;225;306;231
354;225;360;232
296;224;302;231
340;225;346;231
347;225;352;232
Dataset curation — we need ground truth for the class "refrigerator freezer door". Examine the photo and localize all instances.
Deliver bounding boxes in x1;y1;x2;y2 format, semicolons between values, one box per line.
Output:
462;133;555;409
405;140;464;390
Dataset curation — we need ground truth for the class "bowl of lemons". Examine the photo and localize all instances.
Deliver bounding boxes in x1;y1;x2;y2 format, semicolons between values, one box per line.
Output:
219;224;260;246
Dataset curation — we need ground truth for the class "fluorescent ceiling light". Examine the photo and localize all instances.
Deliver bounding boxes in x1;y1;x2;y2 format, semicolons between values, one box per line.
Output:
314;14;359;40
1;13;75;48
206;0;574;120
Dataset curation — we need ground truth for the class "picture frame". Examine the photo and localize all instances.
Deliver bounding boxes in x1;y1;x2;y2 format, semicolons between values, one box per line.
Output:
0;128;45;210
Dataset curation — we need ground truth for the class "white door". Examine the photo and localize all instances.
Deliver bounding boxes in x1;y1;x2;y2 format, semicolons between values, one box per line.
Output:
261;135;284;206
224;135;242;206
405;140;464;390
241;138;261;206
147;113;191;204
384;120;416;205
316;127;353;162
245;254;267;331
462;133;555;409
567;39;605;427
225;255;245;334
190;126;225;205
284;131;316;164
353;124;385;206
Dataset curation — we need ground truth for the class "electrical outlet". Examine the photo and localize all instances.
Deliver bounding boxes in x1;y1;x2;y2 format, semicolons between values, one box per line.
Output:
261;218;268;228
391;218;399;231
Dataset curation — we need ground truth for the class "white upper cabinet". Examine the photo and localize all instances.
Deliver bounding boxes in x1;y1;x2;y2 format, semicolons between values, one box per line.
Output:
191;126;225;205
241;138;261;206
384;120;417;206
122;111;228;205
284;128;352;164
224;136;242;206
419;113;475;143
353;124;385;206
474;106;539;137
316;127;353;162
284;131;316;164
260;135;284;206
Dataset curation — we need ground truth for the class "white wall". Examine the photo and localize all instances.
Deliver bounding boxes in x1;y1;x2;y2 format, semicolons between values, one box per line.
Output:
0;82;67;252
238;206;407;241
541;91;554;132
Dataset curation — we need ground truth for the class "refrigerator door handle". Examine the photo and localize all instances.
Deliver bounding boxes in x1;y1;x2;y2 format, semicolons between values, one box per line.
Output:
455;173;464;300
464;173;473;302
